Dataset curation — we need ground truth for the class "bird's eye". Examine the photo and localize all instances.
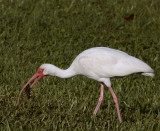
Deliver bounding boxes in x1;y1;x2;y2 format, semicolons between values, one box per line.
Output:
39;70;42;73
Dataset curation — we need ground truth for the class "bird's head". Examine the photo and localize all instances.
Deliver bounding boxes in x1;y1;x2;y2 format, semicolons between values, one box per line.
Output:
23;65;48;89
22;64;56;89
16;64;54;107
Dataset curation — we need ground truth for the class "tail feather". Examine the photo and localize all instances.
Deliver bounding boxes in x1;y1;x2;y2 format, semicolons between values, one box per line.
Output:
142;72;154;78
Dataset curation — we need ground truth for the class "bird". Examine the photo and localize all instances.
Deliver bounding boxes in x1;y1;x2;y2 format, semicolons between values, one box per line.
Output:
17;47;154;123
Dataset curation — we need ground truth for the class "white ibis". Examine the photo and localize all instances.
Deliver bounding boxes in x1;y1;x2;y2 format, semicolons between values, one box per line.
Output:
17;47;154;123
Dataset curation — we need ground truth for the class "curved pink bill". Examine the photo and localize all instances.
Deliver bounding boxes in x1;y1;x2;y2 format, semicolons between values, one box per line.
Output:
16;73;44;108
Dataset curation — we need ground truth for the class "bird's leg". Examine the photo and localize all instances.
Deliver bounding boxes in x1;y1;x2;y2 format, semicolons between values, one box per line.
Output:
108;86;122;123
93;84;104;115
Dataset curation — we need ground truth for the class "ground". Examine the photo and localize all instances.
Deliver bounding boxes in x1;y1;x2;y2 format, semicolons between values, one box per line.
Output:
0;0;160;130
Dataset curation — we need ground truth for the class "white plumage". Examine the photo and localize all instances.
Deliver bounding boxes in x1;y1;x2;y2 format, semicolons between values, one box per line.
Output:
17;47;154;123
71;47;154;81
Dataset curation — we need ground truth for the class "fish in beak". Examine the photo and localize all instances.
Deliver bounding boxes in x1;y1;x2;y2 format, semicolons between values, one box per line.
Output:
17;68;45;108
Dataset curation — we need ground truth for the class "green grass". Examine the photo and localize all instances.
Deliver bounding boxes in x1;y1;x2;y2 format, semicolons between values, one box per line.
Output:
0;0;160;130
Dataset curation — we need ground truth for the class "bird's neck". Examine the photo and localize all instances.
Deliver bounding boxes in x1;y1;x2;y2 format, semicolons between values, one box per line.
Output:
50;65;76;78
